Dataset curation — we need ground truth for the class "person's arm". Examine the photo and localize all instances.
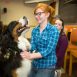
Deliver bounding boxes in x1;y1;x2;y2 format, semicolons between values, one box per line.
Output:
20;27;42;60
20;26;59;60
39;27;60;57
20;51;42;60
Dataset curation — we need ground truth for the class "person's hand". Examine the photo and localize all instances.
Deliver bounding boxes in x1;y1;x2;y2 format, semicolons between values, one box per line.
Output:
20;51;31;60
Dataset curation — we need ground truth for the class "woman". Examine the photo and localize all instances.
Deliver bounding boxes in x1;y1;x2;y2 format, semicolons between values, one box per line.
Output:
20;3;59;77
55;18;68;68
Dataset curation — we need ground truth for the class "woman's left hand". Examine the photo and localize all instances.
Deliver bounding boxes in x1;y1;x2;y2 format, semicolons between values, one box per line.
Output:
20;51;31;60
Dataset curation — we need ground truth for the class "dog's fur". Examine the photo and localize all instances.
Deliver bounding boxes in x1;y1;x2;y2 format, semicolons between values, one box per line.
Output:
0;17;31;77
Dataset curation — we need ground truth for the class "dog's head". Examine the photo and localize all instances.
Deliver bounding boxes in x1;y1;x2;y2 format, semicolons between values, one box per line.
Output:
12;16;30;42
3;16;31;51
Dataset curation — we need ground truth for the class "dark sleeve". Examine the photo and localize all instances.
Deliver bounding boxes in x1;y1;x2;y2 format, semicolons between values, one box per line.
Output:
56;34;68;57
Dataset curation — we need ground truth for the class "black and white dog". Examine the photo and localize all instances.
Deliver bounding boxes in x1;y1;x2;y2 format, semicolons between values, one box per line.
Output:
0;16;31;77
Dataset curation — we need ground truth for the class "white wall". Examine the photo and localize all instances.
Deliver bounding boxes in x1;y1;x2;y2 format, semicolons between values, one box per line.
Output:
0;0;37;26
0;0;58;25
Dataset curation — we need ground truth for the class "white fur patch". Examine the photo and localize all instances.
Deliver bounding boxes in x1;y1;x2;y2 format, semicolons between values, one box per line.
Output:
18;36;31;51
17;34;32;77
17;39;32;77
16;59;31;77
19;18;26;26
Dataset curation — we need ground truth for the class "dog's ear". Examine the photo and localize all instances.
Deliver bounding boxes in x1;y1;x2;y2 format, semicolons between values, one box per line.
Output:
11;23;22;42
5;21;18;34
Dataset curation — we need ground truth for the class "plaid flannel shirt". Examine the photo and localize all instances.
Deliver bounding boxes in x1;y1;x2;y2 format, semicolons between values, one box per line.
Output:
30;22;59;69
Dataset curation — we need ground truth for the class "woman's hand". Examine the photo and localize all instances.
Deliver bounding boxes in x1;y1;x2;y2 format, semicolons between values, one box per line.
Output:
20;50;42;60
20;51;31;60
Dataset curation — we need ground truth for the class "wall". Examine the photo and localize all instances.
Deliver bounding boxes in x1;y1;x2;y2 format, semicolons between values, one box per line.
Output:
59;0;77;24
0;0;58;26
0;0;37;26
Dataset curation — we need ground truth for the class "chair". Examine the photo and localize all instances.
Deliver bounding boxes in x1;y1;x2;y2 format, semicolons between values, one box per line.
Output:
69;50;77;76
64;28;77;76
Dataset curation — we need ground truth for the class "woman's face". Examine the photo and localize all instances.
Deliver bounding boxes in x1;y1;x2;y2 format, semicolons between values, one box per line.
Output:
34;8;49;24
55;19;63;31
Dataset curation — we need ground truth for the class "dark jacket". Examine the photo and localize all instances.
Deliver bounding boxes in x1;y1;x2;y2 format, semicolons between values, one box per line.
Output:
56;32;68;68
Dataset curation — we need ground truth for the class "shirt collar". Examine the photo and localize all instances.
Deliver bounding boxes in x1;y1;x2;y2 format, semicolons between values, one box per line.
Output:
37;22;52;31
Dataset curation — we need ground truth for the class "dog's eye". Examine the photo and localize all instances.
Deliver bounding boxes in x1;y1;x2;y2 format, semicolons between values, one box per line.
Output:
16;27;23;36
17;27;22;32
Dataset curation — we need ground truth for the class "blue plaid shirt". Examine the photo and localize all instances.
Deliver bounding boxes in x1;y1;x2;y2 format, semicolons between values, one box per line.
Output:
30;22;59;69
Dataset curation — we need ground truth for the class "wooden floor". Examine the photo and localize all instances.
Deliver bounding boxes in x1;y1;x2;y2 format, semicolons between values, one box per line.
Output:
61;63;77;77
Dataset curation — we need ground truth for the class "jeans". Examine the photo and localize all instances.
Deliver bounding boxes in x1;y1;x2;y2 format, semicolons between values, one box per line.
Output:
28;67;55;77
